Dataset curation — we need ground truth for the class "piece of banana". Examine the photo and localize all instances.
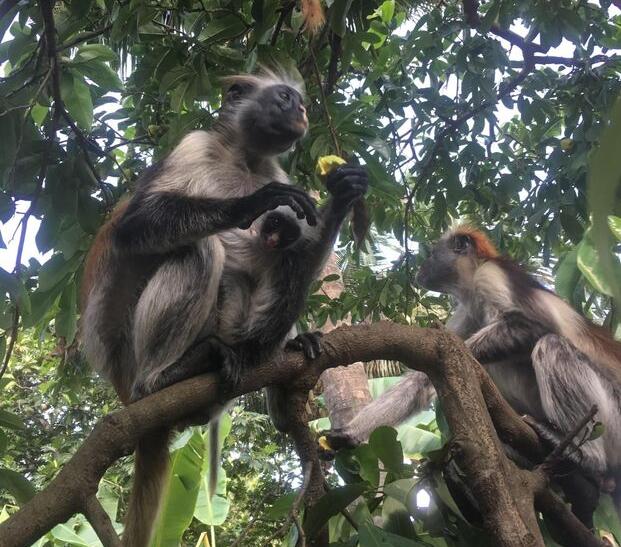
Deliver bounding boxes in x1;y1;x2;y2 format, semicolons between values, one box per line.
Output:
316;154;347;177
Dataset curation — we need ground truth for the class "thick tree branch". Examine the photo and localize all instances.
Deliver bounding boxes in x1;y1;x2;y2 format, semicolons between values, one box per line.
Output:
0;322;602;547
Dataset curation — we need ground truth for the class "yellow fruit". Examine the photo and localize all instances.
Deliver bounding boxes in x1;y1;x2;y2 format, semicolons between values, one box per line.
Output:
317;155;346;177
318;435;332;451
560;138;574;151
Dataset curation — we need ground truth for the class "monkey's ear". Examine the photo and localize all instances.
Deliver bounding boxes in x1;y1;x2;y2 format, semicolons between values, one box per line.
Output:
221;75;261;104
452;234;472;254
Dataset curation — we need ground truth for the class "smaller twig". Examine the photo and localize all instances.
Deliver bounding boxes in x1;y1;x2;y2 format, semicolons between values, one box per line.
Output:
83;496;121;547
541;405;599;471
308;47;341;157
270;1;295;46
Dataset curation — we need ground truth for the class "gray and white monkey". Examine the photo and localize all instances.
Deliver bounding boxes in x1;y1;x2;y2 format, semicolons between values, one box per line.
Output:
324;225;621;525
80;70;368;547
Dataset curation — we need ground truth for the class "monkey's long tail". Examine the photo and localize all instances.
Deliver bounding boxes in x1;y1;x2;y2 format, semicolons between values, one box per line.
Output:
122;428;171;547
208;418;221;499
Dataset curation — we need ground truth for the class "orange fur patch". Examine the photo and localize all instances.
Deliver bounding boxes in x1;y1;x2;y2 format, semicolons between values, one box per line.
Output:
452;225;499;258
301;0;325;34
80;200;130;310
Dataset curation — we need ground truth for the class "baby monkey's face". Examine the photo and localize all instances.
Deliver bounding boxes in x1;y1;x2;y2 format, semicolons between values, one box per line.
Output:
261;211;302;250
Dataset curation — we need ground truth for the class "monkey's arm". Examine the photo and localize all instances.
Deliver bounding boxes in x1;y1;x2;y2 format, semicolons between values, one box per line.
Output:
466;311;551;364
325;371;436;450
114;183;317;254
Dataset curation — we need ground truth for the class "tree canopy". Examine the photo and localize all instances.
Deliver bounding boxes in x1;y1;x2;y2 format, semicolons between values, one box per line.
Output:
0;0;621;545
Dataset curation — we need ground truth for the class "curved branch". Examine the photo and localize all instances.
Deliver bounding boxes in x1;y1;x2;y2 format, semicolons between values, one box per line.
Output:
0;322;601;547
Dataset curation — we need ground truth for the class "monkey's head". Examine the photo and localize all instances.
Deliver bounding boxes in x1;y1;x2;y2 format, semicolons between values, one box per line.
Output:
220;72;308;156
415;226;498;294
260;211;302;250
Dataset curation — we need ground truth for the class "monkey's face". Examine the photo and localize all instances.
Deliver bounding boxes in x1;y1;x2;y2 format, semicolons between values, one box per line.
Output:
415;234;475;294
261;212;302;250
239;84;308;155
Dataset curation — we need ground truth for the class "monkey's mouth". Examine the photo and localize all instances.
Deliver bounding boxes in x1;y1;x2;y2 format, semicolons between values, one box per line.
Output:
264;233;281;248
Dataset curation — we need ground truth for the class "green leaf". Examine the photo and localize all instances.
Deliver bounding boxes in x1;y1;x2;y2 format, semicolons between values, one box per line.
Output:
72;61;123;92
151;430;204;546
38;253;82;292
75;43;118;62
60;72;93;131
303;483;367;538
30;103;49;126
555;249;581;303
594;494;621;543
587;97;621;302
0;430;6;456
577;236;621;297
198;15;247;43
55;282;77;344
358;520;428;546
589;422;605;441
193;414;232;526
50;520;92;546
383;478;417;506
0;409;25;430
369;426;404;473
0;468;36;504
608;216;621;242
265;492;297;520
380;0;395;24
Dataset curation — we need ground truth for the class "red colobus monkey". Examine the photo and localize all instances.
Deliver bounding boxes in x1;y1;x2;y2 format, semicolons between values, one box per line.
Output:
326;225;621;524
80;71;368;546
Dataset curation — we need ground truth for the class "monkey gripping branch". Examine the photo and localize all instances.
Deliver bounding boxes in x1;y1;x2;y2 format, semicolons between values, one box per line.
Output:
0;322;605;547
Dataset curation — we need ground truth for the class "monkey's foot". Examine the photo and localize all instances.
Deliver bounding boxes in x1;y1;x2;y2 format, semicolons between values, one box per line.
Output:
285;331;323;360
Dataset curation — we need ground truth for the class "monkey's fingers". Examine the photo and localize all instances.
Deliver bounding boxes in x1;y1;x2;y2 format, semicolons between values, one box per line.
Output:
326;166;368;193
287;192;317;226
285;331;323;359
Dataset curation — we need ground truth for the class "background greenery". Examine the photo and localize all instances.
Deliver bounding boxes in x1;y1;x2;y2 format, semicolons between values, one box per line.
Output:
1;0;621;545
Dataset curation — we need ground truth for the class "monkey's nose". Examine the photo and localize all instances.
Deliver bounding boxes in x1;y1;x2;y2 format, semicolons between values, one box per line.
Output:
299;105;308;126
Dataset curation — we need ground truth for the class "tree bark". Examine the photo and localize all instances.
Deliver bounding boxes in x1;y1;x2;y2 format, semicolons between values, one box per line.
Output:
0;322;603;547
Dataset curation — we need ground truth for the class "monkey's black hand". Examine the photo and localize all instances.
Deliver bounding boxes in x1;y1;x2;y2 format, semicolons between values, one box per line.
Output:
318;428;361;460
326;165;368;210
237;182;317;229
285;331;323;360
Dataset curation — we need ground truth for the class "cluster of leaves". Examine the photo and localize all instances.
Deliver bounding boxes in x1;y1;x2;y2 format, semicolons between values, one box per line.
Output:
1;0;621;544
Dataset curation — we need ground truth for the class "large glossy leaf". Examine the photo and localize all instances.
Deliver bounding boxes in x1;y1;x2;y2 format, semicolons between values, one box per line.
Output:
55;282;78;344
577;236;621;297
358;520;429;546
151;430;204;547
303;483;367;538
555;249;581;304
60;72;93;131
587;98;621;302
369;426;404;474
194;414;232;526
594;494;621;545
38;254;82;292
198;15;247;43
0;468;36;504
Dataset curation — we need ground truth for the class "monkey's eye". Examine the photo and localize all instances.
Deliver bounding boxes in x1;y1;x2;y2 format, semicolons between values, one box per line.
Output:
279;91;290;101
